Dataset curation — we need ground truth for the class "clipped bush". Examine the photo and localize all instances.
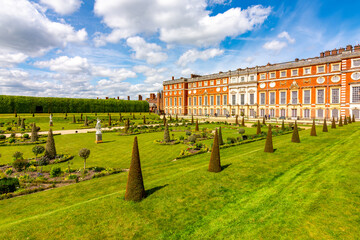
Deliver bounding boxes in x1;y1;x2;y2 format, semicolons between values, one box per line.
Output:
291;121;300;143
37;156;50;166
179;135;185;140
208;129;221;173
264;124;273;153
12;159;29;171
5;168;13;175
185;130;191;136
0;177;20;194
44;129;56;159
23;133;29;139
238;128;245;135
0;135;6;140
50;167;62;177
226;137;237;144
188;134;197;143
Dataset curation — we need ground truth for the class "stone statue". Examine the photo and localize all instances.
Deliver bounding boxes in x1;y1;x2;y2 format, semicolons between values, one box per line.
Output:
95;118;103;143
49;114;53;126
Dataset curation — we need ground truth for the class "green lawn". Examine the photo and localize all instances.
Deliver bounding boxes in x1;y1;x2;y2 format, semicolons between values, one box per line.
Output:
0;122;359;239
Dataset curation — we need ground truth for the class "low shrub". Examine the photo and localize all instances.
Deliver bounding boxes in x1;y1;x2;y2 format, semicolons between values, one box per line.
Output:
188;134;197;143
12;158;29;171
92;166;105;172
37;156;50;166
5;168;13;175
185;130;191;136
0;135;6;140
27;165;37;172
0;177;20;194
10;133;16;138
68;174;78;180
23;133;29;139
50;167;62;178
226;137;237;144
8;138;15;143
179;135;185;140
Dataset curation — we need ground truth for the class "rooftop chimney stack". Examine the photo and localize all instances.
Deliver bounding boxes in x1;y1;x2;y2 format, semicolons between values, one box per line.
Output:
117;96;119;100
172;76;174;80
346;45;353;51
127;96;130;100
320;52;325;58
138;95;142;100
331;49;338;55
338;48;345;54
324;50;331;57
354;45;360;52
106;97;109;99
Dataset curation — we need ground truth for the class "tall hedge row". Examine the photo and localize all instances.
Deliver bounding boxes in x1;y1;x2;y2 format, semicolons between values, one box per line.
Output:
0;95;149;113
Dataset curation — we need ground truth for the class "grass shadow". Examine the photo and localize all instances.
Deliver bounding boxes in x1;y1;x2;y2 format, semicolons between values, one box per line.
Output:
221;163;232;171
146;184;169;198
101;140;116;144
273;148;278;152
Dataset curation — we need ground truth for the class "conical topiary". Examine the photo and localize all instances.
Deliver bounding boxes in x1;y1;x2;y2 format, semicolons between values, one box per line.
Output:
310;119;317;136
331;117;336;129
348;116;352;124
208;129;221;172
195;119;199;131
31;123;38;142
124;119;129;133
218;126;224;145
291;121;300;143
322;118;328;132
339;116;343;127
125;136;146;201
191;115;194;124
17;116;21;126
352;114;355;122
14;109;17;118
164;122;170;142
241;117;245;127
262;116;266;125
163;115;166;126
80;113;83;120
72;115;76;123
143;115;146;124
84;116;88;126
235;115;239;125
281;119;285;131
133;113;135;120
264;124;273;153
344;115;348;125
108;115;112;126
256;120;261;135
120;113;122;122
176;114;178;121
20;118;25;129
44;129;56;159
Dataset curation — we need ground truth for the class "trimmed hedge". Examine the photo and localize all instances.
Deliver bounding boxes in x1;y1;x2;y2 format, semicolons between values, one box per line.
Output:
0;95;149;113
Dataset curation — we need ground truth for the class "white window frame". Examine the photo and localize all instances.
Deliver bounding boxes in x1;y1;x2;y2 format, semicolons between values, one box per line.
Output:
303;89;311;104
291;91;298;104
249;93;255;105
223;95;227;105
317;109;324;118
216;95;221;106
270;72;276;79
223;78;228;84
317;65;325;74
316;89;325;104
240;94;245;105
280;91;286;105
240;76;245;82
260;73;266;80
216;79;221;85
198;82;202;87
304;109;310;118
303;67;311;75
249;75;255;81
331;88;340;104
351;85;360;103
269;92;276;105
210;81;214;86
204;81;208;86
260;92;266;105
179;97;182;106
351;58;360;68
331;63;340;72
291;69;298;76
280;71;286;77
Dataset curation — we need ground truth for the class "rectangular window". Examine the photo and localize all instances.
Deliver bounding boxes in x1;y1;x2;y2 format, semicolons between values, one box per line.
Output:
204;81;208;86
169;85;172;89
304;109;310;118
260;73;266;80
291;91;298;104
216;96;220;106
250;109;255;117
332;64;340;71
179;109;182;114
216;79;221;84
205;109;208;115
223;78;227;84
199;109;202;115
188;109;192;115
292;69;298;76
317;66;325;73
240;94;245;105
292;109;297;117
194;109;197;115
317;109;323;118
303;90;311;104
270;92;275;105
304;67;311;75
281;109;286;117
223;95;227;105
250;94;254;105
199;96;202;106
280;71;286;77
352;59;360;68
232;95;236;105
260;109;265;117
210;81;214;85
198;82;202;87
317;89;325;104
193;97;197;106
210;109;214;115
210;96;214;105
240;76;245;82
170;98;172;106
188;97;191;106
174;84;177;89
250;75;255;81
231;77;237;83
280;92;286;105
260;93;266;105
352;86;360;102
332;89;339;103
166;98;168;106
270;109;275;117
179;97;182;106
174;98;177;106
270;72;276;78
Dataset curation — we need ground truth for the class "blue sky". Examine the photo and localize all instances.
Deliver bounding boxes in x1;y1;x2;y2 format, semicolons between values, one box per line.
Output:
0;0;359;99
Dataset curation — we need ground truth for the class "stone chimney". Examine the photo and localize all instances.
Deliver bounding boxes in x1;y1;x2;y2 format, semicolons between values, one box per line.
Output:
354;45;360;52
127;96;130;100
138;95;142;100
346;45;353;51
320;52;325;58
324;50;331;57
331;49;338;55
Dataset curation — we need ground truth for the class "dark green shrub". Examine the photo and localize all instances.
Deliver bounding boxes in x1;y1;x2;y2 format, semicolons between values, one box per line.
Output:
185;130;191;136
0;177;20;194
8;138;15;143
13;151;23;159
10;133;15;138
188;135;197;143
93;166;105;172
238;128;245;134
226;137;236;144
179;135;185;140
50;167;62;177
23;133;29;139
37;156;50;166
0;135;6;140
12;159;29;171
6;127;12;131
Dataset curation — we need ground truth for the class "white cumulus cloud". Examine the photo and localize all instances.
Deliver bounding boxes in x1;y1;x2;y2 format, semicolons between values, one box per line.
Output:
278;31;295;44
126;37;168;65
263;40;288;51
177;48;224;67
40;0;83;15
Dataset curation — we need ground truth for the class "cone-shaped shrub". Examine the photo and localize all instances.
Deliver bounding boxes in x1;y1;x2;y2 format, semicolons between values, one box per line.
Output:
44;129;56;159
84;116;88;126
281;119;285;131
262;117;266;125
72;115;76;123
133;113;135;120
241;117;245;126
108;115;112;126
352;114;355;122
31;123;38;142
348;116;352;124
256;120;261;135
120;113;122;122
339;116;343;127
264;124;273;153
14;109;17;118
191;115;194;124
235;115;239;125
125;136;146;201
17;116;21;126
218;126;224;145
143;115;146;124
195;119;199;131
163;115;166;126
164;122;170;142
331;117;336;129
124;119;129;133
310;119;317;136
32;113;35;117
80;113;83;120
344;115;348;125
176;114;178;121
169;115;172;121
291;121;300;143
322;118;328;132
208;129;221;172
20;118;25;129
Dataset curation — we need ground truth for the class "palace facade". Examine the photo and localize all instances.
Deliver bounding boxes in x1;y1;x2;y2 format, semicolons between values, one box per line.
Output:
163;44;360;120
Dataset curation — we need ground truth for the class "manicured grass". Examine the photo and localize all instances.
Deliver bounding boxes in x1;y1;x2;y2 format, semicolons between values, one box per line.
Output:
0;123;359;239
